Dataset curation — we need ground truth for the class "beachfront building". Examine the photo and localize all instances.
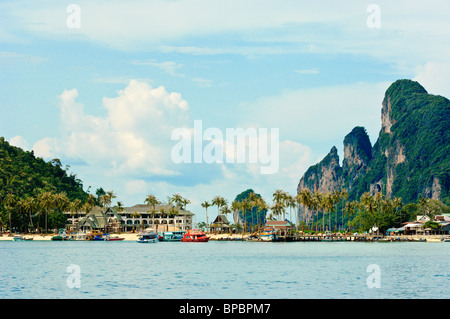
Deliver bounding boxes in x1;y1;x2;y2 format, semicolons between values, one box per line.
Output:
65;204;194;233
209;214;231;233
119;204;194;232
264;220;294;236
66;206;123;233
398;213;450;235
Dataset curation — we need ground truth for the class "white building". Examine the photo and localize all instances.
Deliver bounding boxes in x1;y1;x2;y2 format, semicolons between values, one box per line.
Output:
65;204;194;233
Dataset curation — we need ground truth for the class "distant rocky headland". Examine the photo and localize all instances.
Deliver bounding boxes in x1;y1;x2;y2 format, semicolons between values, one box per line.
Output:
297;79;450;221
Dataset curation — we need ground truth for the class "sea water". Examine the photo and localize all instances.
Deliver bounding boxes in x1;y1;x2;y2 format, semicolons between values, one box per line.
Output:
0;241;448;299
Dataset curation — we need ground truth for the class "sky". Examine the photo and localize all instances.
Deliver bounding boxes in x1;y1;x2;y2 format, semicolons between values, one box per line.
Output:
1;0;450;225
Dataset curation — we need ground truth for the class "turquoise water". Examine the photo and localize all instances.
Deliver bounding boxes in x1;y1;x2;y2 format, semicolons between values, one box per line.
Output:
0;241;448;299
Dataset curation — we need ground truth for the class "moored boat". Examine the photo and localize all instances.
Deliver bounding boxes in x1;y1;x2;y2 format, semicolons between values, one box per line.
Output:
137;229;158;243
70;232;87;241
106;235;125;241
161;231;185;241
181;229;209;242
86;230;104;241
260;227;278;242
13;235;33;241
51;229;71;241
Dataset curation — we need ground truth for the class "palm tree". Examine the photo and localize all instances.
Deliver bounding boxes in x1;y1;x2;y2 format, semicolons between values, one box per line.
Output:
286;194;296;225
169;193;184;208
331;189;342;231
39;191;54;234
247;192;258;231
220;204;232;234
392;197;403;225
181;197;191;211
311;192;322;232
297;189;312;230
201;201;211;233
272;189;287;220
360;192;377;233
114;201;125;232
339;189;349;231
344;200;359;232
212;195;227;218
256;197;269;234
145;194;161;229
4;194;17;233
168;206;179;231
270;201;285;223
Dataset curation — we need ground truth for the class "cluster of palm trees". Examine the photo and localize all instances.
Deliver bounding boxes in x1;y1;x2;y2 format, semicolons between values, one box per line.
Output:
199;189;406;235
137;193;191;230
2;186;406;236
198;189;350;234
0;189;120;234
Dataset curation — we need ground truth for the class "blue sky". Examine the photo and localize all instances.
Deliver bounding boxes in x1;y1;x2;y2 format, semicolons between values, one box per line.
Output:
1;1;450;224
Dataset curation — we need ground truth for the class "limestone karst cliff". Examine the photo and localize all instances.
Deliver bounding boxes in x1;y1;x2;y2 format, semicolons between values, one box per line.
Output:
297;79;450;222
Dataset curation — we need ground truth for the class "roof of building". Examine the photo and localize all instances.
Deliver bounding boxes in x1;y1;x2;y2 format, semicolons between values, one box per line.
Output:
265;220;292;228
212;214;230;225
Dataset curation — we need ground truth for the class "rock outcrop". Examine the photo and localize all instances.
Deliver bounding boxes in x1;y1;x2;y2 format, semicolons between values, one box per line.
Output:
297;79;450;222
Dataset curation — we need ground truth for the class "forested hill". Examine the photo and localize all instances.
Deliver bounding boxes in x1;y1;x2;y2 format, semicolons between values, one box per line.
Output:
0;137;88;202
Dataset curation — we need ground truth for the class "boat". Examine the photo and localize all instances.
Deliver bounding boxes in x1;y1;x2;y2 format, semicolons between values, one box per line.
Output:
161;231;185;241
442;236;450;242
137;229;158;243
51;229;71;241
181;229;209;242
106;234;125;241
70;232;87;241
260;227;278;242
13;235;33;241
86;230;104;241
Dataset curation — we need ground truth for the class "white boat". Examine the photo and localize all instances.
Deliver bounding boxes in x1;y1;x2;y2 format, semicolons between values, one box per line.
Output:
442;236;450;242
71;232;87;241
137;229;158;243
13;235;33;241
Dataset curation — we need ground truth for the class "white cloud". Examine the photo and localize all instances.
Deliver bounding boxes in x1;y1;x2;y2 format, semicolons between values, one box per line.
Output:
9;135;30;150
29;79;318;221
33;80;191;177
5;0;448;67
413;62;450;99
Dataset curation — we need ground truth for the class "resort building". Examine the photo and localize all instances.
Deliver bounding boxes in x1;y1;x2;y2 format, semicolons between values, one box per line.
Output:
387;213;450;236
209;214;231;233
65;204;194;233
264;220;294;236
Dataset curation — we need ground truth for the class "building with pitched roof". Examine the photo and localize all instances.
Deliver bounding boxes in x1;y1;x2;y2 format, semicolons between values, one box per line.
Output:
66;204;194;233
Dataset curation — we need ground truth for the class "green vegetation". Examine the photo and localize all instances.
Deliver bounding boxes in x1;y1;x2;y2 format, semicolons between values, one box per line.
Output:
0;137;94;233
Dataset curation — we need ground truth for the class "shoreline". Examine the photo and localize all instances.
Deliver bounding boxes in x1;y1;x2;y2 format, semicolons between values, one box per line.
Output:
0;233;446;242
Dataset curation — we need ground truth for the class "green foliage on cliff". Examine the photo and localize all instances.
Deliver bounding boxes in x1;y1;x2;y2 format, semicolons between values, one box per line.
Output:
0;137;89;203
299;79;450;225
234;189;267;227
380;80;450;204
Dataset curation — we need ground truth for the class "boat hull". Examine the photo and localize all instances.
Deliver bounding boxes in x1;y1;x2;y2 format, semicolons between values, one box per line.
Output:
137;238;158;243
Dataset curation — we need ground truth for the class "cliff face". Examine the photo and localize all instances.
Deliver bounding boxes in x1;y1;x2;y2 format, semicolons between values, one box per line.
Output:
297;79;450;220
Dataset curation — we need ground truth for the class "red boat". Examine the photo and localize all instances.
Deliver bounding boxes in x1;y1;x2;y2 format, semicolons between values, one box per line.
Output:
181;229;210;242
